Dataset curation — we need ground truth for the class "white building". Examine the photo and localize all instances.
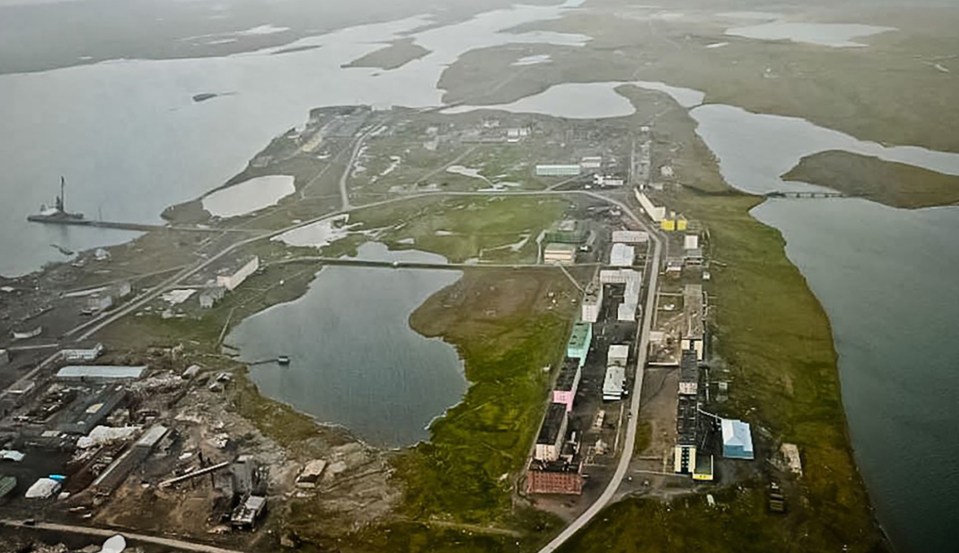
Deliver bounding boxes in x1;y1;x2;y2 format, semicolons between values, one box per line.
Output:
581;280;603;323
60;343;104;362
634;190;666;222
593;174;625;187
580;156;603;170
217;256;259;291
608;344;629;367
611;230;649;244
543;243;577;265
684;234;700;250
600;268;641;285
535;164;582;177
602;366;627;401
199;286;226;309
609;243;635;267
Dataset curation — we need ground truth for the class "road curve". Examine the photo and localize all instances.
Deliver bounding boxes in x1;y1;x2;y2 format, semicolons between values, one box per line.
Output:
536;193;663;553
1;520;245;553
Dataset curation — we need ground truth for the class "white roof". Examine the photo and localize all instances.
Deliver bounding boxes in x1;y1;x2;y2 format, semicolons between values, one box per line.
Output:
610;243;635;267
99;535;127;553
612;230;649;243
0;450;25;462
56;365;147;380
684;234;699;250
721;419;754;451
603;366;627;395
25;478;61;499
608;344;629;361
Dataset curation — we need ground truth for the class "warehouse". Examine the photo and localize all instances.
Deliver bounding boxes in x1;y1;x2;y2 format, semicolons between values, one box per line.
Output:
92;425;169;494
722;419;754;460
535;403;569;462
552;358;582;412
566;322;592;366
216;255;259;291
543;243;578;265
56;365;147;381
609;243;635;267
535;164;581;177
581;279;603;323
611;230;649;244
199;286;226;309
60;342;104;362
602;365;626;401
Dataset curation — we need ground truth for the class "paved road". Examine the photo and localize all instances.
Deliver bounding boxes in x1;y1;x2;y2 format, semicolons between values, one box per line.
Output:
537;192;664;553
1;520;245;553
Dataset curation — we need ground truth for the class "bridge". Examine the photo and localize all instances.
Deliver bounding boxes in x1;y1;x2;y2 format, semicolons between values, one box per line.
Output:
764;190;848;199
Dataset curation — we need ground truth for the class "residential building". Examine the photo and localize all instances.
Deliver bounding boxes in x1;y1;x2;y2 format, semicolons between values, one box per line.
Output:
673;395;699;474
607;344;629;367
565;322;592;365
581;279;603;323
534;403;568;462
609;243;635;267
679;349;699;396
602;365;627;401
682;284;705;361
543;243;577;265
611;230;649;244
544;220;588;244
634;190;665;222
552;358;582;412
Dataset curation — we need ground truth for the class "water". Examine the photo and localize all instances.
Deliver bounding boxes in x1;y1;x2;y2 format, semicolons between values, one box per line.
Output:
0;0;588;276
227;243;466;447
201;174;295;218
725;21;896;48
457;79;959;552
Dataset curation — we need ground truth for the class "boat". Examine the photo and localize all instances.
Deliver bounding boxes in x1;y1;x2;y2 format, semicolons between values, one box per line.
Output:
277;355;291;365
28;177;84;223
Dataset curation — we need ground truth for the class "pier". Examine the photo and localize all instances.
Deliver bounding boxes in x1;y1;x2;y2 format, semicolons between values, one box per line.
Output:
26;215;258;234
764;190;848;199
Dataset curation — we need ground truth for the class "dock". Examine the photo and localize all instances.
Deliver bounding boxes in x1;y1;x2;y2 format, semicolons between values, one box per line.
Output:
26;215;256;234
764;190;848;199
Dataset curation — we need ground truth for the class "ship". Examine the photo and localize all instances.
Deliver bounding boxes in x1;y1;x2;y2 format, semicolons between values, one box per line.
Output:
27;177;85;223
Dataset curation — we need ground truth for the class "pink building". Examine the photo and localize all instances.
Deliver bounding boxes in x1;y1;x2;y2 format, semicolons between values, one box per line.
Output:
552;358;582;412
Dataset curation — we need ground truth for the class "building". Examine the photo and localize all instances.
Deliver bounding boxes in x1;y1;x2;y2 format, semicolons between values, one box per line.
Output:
617;301;638;322
634;190;665;222
600;268;641;285
0;348;8;366
199;286;226;309
0;476;16;500
85;294;114;314
722;419;754;459
611;230;648;244
92;425;169;494
593;174;625;187
683;234;699;250
781;443;803;476
581;279;603;323
579;156;603;170
526;462;584;495
217;255;259;291
544;220;588;244
7;379;35;396
56;365;147;381
55;384;128;434
607;344;629;367
679;349;699;396
609;243;635;267
12;326;42;340
693;454;714;481
673;395;699;474
231;494;267;529
543;243;578;265
682;284;705;361
535;164;581;177
660;214;689;232
111;281;133;300
552;358;582;412
684;248;704;266
296;460;328;489
60;342;104;362
565;322;592;365
534;403;569;462
602;365;627;401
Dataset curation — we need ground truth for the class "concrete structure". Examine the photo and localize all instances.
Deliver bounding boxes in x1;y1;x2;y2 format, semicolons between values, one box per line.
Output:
552;358;582;412
199;286;226;309
721;419;755;460
602;365;626;401
232;494;267;529
611;230;649;244
607;344;629;367
60;342;104;362
581;279;603;323
678;349;699;396
673;395;699;474
565;322;592;366
682;284;705;361
599;268;642;285
296;459;328;489
535;164;581;177
0;475;16;500
535;403;569;462
634;190;665;222
56;365;147;381
609;243;635;267
217;255;259;291
543;243;578;265
526;464;584;495
683;234;700;250
617;302;637;322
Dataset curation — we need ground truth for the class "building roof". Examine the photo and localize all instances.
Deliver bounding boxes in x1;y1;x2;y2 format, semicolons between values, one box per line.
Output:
676;395;699;445
567;322;591;350
608;345;629;364
602;366;627;396
680;349;698;384
683;284;704;339
544;242;578;254
721;419;754;453
611;230;649;244
555;358;581;391
537;403;568;445
609;243;635;267
56;365;147;380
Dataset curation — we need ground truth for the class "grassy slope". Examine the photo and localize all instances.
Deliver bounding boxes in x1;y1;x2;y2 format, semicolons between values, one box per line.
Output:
783;150;959;208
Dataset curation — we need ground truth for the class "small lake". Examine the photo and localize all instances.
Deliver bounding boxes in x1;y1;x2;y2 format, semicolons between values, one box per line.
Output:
202;175;295;218
226;243;466;447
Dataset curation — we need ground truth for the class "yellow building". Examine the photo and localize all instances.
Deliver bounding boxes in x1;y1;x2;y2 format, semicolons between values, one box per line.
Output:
660;216;688;232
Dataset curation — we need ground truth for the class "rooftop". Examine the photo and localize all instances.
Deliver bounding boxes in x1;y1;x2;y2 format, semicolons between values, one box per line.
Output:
537;403;568;445
680;349;699;384
567;322;592;349
555;358;581;391
56;365;147;380
603;365;627;395
676;395;699;445
722;419;754;452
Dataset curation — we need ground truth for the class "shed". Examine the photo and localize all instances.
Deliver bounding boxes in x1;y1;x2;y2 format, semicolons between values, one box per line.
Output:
721;419;755;460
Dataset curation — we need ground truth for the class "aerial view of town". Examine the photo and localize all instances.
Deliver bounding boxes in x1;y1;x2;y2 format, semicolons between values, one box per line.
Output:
0;0;957;552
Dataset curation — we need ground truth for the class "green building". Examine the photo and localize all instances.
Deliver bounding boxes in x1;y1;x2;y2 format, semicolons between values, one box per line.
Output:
566;321;593;366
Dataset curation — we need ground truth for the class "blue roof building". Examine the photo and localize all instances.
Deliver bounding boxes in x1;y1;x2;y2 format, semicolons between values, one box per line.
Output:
721;419;754;460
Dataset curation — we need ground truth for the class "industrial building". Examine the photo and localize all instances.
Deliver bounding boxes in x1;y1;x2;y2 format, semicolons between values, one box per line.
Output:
566;322;592;365
552;358;582;412
232;494;267;529
55;365;147;381
721;419;754;460
544;220;588;244
682;284;705;361
217;255;259;291
599;268;642;285
660;214;688;232
535;403;569;462
526;461;584;495
602;365;626;401
634;190;666;223
673;395;699;474
593;174;625;187
679;349;699;396
683;234;700;250
92;425;169;494
535;164;581;177
55;384;127;434
199;286;226;309
609;243;635;267
581;279;603;323
543;243;578;265
60;342;104;362
611;230;649;244
579;156;603;170
607;344;629;367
